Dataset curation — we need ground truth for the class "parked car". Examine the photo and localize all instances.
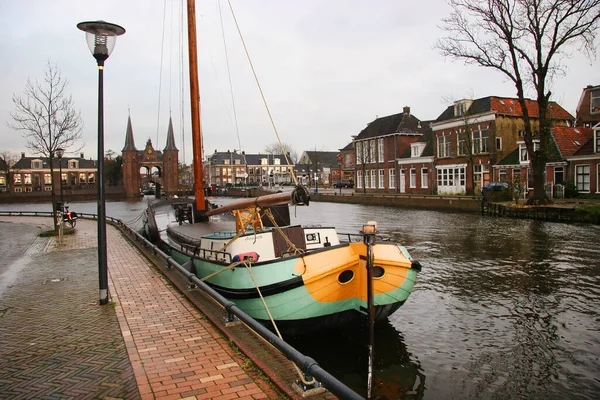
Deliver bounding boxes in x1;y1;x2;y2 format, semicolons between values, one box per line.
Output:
482;182;510;201
483;182;509;191
333;180;354;188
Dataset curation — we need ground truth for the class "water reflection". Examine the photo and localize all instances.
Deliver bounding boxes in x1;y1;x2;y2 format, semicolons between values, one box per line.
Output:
288;322;425;399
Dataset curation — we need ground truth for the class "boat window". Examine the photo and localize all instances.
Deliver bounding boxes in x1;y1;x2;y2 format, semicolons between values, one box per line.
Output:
373;266;385;278
338;270;354;284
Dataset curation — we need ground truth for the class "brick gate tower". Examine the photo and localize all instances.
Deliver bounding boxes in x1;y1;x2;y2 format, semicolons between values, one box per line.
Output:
122;115;179;198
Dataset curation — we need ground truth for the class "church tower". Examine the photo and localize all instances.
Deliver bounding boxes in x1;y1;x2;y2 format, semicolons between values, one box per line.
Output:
122;115;141;198
162;116;179;196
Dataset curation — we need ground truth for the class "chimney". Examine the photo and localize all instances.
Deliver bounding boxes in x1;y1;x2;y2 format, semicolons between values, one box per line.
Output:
403;106;411;115
80;153;84;159
21;152;25;159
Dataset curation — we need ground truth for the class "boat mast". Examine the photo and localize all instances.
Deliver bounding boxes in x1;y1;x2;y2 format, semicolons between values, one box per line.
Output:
186;0;206;210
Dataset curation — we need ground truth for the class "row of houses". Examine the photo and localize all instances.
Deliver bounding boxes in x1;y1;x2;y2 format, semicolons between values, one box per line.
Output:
2;85;599;198
0;152;97;194
333;85;600;197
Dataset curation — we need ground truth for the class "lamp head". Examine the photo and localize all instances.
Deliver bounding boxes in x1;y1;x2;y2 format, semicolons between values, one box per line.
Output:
77;20;125;64
56;148;64;158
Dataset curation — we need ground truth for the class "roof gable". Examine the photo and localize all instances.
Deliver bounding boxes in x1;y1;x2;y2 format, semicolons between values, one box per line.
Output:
356;108;426;140
435;96;574;122
551;126;593;158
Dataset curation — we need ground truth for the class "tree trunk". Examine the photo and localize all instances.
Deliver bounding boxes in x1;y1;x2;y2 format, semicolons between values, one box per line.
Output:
49;157;58;231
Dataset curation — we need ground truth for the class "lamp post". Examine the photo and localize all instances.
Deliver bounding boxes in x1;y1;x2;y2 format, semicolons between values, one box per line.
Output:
77;20;125;306
56;147;64;210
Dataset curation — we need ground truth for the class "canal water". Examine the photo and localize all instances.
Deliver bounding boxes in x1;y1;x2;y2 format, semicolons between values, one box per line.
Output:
2;198;599;399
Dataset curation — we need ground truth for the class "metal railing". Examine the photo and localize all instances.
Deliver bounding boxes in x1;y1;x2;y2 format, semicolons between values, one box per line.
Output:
0;209;364;400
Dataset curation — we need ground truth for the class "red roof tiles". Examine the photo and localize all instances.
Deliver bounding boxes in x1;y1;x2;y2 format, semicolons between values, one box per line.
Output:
552;126;593;157
490;97;574;119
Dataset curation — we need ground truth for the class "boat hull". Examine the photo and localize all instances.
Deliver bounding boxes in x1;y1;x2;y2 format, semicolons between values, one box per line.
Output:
160;232;419;336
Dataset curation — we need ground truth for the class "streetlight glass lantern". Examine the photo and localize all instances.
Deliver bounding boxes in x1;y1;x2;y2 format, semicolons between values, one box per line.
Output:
56;148;64;159
77;21;125;63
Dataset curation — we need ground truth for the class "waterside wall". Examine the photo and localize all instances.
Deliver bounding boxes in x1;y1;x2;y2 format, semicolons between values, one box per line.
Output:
312;193;482;213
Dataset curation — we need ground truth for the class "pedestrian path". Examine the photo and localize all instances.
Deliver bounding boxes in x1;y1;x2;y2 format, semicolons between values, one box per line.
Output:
0;217;273;399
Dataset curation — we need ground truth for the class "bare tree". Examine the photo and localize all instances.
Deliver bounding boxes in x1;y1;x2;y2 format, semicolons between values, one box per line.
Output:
436;0;600;204
8;61;83;229
263;142;298;164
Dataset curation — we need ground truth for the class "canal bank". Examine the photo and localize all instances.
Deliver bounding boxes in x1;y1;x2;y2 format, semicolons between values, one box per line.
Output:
0;216;335;400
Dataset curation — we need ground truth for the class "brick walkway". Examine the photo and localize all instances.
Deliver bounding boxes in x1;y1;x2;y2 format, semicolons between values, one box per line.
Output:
0;217;274;399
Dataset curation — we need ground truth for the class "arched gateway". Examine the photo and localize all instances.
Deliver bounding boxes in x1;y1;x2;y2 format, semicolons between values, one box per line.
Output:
122;115;179;198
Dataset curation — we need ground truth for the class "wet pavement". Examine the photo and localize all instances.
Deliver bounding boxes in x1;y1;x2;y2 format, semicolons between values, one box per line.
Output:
0;217;295;399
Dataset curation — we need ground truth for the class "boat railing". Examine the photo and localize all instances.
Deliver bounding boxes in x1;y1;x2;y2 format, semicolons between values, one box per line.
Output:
338;232;390;243
0;209;364;400
180;241;232;263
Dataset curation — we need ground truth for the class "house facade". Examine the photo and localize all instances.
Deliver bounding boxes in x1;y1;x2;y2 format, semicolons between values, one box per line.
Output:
338;142;355;184
10;152;97;194
576;84;600;128
206;151;294;187
432;97;574;195
296;151;340;188
493;126;594;197
354;106;428;193
0;157;8;192
567;124;600;195
396;130;435;194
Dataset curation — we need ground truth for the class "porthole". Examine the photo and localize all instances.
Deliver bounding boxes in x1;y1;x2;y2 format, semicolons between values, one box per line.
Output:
338;270;354;284
372;266;385;278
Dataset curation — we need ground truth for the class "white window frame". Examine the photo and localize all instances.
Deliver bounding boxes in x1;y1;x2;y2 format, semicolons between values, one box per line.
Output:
357;169;363;189
356;141;364;164
597;164;600;193
472;128;489;154
520;142;540;162
496;137;502;151
378;169;385;188
421;167;428;188
378;138;384;162
369;140;376;164
438;135;451;158
389;168;396;189
409;168;416;188
591;89;600;115
457;129;466;156
576;164;590;192
370;169;376;188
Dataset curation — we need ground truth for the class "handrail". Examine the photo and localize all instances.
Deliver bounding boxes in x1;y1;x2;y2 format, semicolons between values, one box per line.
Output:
0;209;364;400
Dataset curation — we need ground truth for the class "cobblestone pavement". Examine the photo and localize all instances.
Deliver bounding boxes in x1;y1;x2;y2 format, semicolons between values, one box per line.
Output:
0;217;275;400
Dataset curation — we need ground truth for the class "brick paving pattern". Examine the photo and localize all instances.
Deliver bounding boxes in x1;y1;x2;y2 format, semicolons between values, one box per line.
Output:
0;217;272;400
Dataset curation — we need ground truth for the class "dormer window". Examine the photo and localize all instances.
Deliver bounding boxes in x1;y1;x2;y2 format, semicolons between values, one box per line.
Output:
519;142;540;162
411;143;425;157
31;160;43;169
274;158;281;165
595;130;600;153
454;99;473;117
69;160;79;169
261;158;268;165
591;89;600;115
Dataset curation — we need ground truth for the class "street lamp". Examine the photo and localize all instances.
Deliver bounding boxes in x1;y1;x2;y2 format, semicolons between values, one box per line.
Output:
77;20;125;306
56;147;64;210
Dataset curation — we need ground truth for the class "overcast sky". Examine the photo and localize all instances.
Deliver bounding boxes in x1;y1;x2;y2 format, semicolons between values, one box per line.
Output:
1;0;598;165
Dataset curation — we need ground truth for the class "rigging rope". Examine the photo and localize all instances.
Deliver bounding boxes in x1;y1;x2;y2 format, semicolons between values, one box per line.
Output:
179;0;186;166
226;0;298;186
218;0;243;154
156;0;168;149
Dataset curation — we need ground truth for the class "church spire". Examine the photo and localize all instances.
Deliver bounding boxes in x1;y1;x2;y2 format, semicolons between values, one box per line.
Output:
163;116;178;151
122;115;137;152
